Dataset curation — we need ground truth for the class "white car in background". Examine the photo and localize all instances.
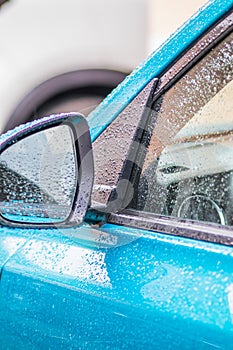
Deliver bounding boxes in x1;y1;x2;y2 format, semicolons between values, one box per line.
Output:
0;0;147;132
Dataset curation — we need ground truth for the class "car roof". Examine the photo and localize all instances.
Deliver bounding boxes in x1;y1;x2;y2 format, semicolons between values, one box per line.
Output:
87;0;233;142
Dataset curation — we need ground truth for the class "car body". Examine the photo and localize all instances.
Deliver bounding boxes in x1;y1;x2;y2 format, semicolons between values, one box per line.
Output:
0;0;233;349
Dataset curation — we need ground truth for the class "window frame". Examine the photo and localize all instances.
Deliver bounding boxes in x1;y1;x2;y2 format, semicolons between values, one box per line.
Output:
106;11;233;246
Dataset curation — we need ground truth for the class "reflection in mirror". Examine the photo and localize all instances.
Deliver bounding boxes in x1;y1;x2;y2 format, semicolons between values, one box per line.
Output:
0;125;77;224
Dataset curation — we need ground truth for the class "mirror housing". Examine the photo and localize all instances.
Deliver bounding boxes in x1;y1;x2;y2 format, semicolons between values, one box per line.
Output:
0;113;94;227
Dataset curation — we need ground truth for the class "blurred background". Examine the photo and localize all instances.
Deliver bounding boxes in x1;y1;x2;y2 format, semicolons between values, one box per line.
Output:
0;0;206;133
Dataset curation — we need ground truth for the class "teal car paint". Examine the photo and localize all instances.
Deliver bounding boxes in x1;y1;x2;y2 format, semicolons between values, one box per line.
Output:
0;230;27;275
1;0;233;349
88;0;233;141
1;224;233;349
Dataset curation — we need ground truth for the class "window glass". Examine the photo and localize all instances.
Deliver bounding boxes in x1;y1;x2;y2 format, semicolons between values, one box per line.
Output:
131;32;233;227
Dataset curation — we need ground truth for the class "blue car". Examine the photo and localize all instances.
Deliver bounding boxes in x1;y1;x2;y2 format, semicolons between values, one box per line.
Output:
1;0;233;348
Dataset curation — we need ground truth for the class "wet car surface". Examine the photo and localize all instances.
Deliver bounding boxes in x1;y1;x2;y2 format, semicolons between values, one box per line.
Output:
0;0;233;348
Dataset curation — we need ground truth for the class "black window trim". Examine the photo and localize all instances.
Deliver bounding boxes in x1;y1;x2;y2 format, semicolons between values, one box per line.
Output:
106;12;233;246
152;10;233;104
108;210;233;246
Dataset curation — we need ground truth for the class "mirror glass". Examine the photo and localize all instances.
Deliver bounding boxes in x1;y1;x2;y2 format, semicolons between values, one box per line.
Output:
0;125;77;223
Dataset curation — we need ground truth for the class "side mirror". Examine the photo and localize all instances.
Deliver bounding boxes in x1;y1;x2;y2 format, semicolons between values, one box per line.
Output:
0;113;94;227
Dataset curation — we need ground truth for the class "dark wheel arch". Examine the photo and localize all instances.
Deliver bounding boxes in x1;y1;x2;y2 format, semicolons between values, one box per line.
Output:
4;69;128;132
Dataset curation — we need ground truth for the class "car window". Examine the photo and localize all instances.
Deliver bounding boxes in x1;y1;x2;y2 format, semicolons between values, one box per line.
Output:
129;31;233;228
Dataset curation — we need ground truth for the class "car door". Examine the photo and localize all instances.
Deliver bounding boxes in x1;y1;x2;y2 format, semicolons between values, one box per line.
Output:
1;6;233;350
92;9;233;348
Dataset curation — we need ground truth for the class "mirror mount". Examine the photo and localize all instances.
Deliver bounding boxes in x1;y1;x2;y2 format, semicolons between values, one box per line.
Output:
0;113;94;228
